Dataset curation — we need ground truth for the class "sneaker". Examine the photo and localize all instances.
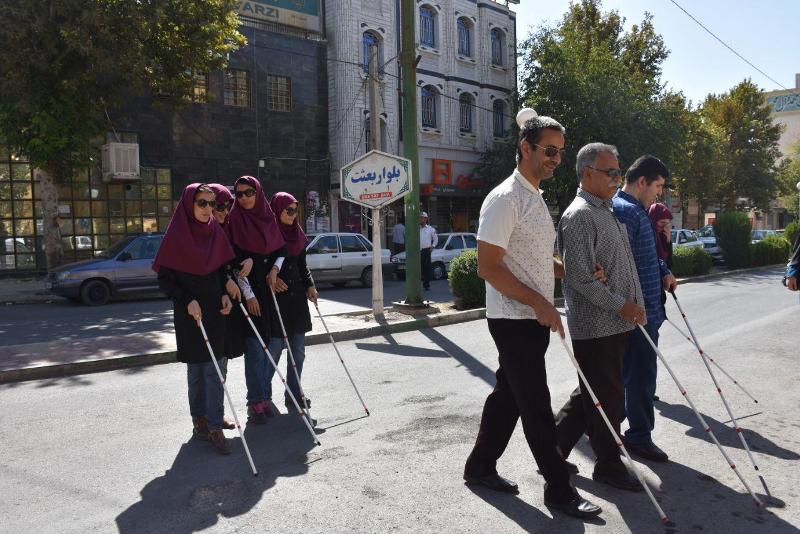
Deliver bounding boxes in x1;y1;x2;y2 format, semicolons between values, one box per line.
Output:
208;429;232;455
192;417;209;441
247;402;268;424
222;416;236;430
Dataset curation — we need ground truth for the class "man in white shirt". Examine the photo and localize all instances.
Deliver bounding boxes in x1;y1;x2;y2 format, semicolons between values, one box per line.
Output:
419;212;437;290
391;217;405;256
463;115;601;519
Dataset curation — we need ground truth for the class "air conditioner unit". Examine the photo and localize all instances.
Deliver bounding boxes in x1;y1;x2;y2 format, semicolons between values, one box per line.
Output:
101;143;140;181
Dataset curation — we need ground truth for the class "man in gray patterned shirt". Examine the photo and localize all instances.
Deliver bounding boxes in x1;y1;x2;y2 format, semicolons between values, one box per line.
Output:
554;142;646;493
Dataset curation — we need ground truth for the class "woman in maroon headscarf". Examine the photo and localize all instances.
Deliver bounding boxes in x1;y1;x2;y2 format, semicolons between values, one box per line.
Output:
227;176;286;423
265;192;318;412
153;183;241;455
648;202;673;268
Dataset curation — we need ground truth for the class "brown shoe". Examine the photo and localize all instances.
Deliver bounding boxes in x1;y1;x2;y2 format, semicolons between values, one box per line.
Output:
222;416;236;430
192;417;209;441
208;429;232;455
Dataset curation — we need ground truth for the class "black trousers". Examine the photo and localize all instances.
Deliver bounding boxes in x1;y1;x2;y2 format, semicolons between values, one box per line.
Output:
421;247;432;287
465;319;573;502
555;331;628;476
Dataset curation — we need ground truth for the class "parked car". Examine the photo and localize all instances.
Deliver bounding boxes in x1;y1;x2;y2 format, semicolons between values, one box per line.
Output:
47;233;164;305
751;229;778;243
305;232;391;287
391;232;478;280
696;224;724;264
671;229;703;249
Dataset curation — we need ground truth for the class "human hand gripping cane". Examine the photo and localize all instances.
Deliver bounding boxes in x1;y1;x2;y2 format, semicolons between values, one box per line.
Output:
557;332;670;525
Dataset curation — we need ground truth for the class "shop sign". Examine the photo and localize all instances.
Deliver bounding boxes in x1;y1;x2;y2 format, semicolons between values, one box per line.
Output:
341;150;412;209
237;0;321;33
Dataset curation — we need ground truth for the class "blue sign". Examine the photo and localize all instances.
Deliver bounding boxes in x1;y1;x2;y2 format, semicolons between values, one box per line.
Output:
768;92;800;113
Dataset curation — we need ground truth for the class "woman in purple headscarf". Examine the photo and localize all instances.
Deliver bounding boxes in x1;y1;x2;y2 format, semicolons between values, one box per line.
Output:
227;176;286;423
153;183;241;455
648;203;673;268
265;192;318;413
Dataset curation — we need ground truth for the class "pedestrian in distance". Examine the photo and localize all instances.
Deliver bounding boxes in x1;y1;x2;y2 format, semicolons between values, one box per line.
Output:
227;176;287;423
419;212;437;290
785;233;800;291
554;142;647;493
265;192;319;412
392;216;405;256
612;156;677;463
152;183;241;455
463;111;602;520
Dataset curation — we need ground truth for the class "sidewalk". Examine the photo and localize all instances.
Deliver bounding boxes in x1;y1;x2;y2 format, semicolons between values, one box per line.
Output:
0;276;52;305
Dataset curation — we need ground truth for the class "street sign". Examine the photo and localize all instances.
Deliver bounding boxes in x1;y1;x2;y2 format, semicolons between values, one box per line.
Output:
340;150;412;209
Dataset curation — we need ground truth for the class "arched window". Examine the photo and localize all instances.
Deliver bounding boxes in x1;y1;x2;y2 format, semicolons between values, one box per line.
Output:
421;85;439;128
362;31;383;74
420;6;436;48
490;28;505;66
493;99;506;137
457;18;472;57
459;93;474;133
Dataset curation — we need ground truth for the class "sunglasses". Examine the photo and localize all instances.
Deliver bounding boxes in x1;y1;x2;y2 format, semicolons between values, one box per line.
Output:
533;143;567;158
194;199;215;208
214;201;233;212
284;207;298;215
587;166;622;178
235;188;257;198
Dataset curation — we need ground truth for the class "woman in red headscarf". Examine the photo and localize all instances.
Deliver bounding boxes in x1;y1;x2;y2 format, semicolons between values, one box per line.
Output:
153;183;241;455
227;176;286;423
265;192;318;412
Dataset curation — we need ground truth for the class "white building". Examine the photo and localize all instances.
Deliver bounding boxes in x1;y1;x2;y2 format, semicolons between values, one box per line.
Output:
325;0;517;238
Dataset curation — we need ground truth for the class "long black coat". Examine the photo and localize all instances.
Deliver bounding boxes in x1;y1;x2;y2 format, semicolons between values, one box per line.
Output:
158;266;228;364
236;245;286;341
274;250;314;335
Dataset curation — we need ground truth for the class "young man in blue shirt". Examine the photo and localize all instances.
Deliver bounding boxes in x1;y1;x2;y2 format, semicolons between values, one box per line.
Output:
612;155;677;462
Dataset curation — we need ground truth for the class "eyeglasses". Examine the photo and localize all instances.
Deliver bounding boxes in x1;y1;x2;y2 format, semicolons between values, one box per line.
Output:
533;144;567;158
284;207;298;215
194;199;215;208
587;166;622;178
214;201;233;212
235;188;257;198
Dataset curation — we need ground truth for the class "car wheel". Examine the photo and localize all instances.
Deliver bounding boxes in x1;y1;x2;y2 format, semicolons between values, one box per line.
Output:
81;280;111;306
432;262;446;280
361;267;373;288
332;281;347;288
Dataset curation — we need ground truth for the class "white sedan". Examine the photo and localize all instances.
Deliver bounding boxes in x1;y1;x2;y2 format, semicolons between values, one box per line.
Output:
391;232;478;280
305;232;391;288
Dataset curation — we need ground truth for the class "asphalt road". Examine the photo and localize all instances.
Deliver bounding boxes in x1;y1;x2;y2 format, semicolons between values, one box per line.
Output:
1;266;798;533
0;278;454;347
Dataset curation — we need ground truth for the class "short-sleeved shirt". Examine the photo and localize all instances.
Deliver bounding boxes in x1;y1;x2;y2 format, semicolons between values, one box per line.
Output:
478;169;556;320
392;223;405;244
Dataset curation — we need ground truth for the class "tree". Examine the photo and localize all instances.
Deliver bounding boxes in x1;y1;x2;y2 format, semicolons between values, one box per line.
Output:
0;0;245;269
775;141;800;221
700;79;784;211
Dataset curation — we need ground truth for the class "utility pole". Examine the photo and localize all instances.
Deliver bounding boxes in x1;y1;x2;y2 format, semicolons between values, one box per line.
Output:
400;0;422;305
368;45;384;316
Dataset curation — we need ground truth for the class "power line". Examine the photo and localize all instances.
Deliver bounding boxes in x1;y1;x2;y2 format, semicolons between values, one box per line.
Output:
666;0;787;90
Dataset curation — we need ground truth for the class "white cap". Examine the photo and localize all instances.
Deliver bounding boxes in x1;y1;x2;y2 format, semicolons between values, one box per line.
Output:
420;211;429;218
516;107;538;128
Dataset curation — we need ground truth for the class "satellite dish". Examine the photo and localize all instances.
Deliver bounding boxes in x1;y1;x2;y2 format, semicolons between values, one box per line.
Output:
516;107;538;128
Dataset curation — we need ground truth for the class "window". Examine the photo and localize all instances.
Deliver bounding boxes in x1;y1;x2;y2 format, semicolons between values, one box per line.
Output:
224;69;250;107
362;31;383;74
420;6;436;47
459;93;474;133
445;236;465;250
308;235;338;254
463;235;477;248
493;99;506;137
268;75;292;112
191;72;208;103
421;85;438;128
356;234;373;251
340;235;367;253
490;28;505;66
124;236;162;260
457;18;472;57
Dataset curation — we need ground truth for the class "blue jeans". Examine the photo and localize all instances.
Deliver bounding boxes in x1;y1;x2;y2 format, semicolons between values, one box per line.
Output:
623;321;661;445
266;332;306;401
187;358;227;430
244;336;268;405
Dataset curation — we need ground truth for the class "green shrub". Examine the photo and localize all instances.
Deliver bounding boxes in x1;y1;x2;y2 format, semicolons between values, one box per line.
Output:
671;246;713;276
750;236;791;266
448;249;485;309
785;220;800;248
715;212;752;268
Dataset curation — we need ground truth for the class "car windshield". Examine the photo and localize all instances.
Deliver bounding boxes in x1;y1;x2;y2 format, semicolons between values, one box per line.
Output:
435;235;448;249
97;236;138;258
697;226;715;238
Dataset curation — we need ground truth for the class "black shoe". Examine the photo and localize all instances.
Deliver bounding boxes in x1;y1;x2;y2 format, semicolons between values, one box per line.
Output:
285;396;311;411
653;394;660;402
545;493;602;519
625;441;669;462
537;460;579;475
592;470;643;492
463;472;519;494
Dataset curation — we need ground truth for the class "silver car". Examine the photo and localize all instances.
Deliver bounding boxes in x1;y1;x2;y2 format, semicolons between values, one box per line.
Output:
391;232;478;280
305;232;391;287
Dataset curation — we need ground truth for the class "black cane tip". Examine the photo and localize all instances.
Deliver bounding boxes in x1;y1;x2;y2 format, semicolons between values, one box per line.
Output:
254;472;259;477
366;410;371;416
754;466;760;471
662;518;675;527
754;400;759;404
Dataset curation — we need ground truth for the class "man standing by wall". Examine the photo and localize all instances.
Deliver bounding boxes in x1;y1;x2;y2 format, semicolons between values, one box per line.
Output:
463;116;601;520
555;143;646;492
613;155;677;462
419;212;437;290
392;216;405;256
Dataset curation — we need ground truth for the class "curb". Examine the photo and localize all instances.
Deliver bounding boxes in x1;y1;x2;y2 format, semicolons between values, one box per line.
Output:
0;308;487;384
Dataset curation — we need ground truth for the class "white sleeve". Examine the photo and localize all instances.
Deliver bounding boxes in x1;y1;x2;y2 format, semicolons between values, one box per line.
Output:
273;256;285;270
238;275;255;300
477;194;515;250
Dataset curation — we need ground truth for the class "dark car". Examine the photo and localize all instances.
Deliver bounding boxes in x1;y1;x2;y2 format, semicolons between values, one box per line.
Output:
46;233;164;305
